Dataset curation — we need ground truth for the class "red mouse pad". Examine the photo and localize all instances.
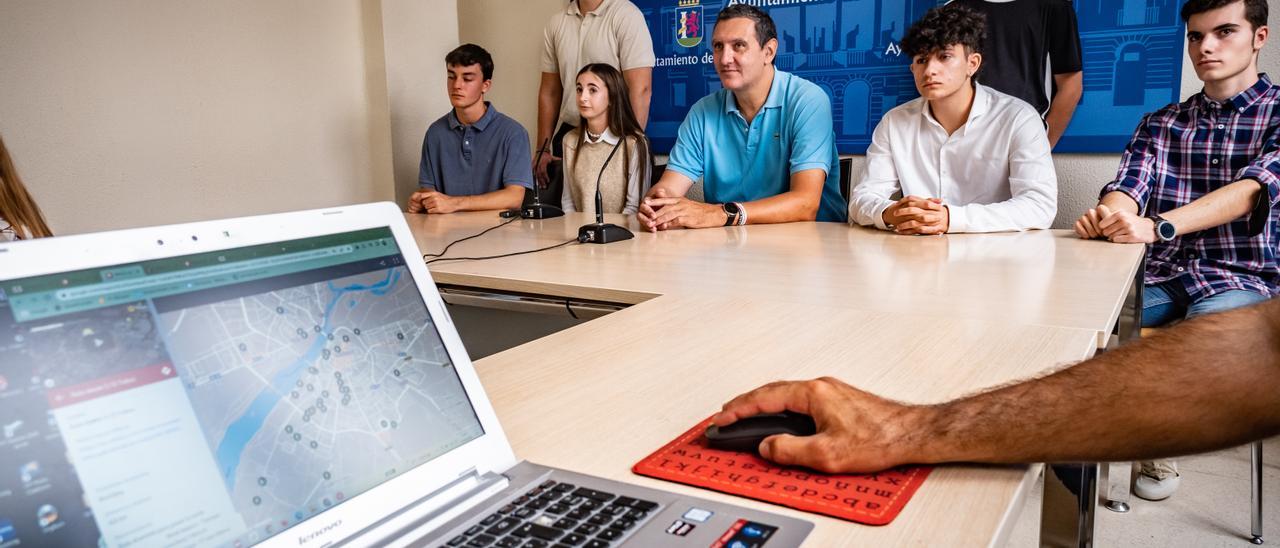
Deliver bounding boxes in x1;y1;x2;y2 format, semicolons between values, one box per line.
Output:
631;416;933;525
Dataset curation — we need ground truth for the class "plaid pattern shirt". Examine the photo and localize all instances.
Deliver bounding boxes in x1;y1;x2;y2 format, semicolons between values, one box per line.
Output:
1102;73;1280;300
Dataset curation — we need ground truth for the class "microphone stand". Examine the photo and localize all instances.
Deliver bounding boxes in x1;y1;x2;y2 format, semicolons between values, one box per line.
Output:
521;137;564;219
577;138;634;244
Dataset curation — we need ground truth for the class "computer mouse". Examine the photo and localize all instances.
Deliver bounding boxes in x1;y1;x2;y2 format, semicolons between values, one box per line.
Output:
704;411;818;453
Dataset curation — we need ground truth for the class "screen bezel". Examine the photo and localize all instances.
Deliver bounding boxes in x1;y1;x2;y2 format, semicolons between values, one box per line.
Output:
0;202;518;547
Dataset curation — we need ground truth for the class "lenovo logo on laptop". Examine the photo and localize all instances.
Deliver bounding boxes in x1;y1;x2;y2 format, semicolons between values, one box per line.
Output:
297;519;343;546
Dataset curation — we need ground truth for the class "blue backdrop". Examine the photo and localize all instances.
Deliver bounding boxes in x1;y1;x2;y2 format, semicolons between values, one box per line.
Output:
636;0;1187;154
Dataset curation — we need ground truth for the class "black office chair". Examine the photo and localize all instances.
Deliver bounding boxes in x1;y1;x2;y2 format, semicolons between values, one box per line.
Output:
839;157;853;203
525;160;564;209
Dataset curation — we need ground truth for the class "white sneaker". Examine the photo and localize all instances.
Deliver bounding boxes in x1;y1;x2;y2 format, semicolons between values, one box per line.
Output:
1134;459;1180;501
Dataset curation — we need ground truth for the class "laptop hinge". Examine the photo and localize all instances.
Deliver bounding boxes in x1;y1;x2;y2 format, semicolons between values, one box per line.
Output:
338;470;510;547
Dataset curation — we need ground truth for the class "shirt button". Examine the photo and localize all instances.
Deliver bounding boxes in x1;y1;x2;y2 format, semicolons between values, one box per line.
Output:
1217;124;1225;129
1212;158;1219;164
1177;267;1186;272
1239;107;1245;113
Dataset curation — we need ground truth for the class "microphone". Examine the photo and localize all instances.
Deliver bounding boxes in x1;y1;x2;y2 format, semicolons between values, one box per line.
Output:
577;137;634;244
519;137;565;219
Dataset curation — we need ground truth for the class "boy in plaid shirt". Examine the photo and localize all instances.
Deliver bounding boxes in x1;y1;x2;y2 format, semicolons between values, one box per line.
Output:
1074;0;1276;501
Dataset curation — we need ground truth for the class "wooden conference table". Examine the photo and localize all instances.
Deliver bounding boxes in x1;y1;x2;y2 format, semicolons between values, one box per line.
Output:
409;212;1146;546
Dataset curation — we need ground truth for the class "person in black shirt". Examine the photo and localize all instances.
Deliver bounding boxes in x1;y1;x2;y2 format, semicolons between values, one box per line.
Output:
953;0;1084;148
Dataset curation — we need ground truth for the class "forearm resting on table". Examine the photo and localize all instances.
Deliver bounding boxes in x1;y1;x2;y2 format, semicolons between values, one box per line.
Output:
738;170;824;224
1098;190;1140;214
739;191;819;224
1162;179;1263;234
903;298;1280;465
457;186;525;211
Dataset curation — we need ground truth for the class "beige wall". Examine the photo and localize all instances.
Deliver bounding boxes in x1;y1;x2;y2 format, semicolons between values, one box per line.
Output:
457;0;565;142
459;0;1280;228
382;0;463;206
0;0;458;236
7;1;1273;236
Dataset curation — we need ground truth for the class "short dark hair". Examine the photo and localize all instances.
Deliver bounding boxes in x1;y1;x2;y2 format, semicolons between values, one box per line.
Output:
900;4;987;59
445;43;494;80
715;4;777;48
1180;0;1268;30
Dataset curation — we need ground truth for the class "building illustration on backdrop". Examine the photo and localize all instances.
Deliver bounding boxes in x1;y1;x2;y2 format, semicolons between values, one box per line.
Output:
637;0;1184;154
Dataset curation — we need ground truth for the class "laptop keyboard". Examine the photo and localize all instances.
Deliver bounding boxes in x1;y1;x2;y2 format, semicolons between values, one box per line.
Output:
442;480;660;548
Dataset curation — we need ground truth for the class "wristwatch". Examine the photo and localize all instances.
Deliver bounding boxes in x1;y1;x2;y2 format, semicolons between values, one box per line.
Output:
722;202;741;227
1152;214;1177;242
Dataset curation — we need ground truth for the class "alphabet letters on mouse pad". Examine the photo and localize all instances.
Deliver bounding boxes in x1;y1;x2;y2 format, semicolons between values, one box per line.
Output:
632;416;932;525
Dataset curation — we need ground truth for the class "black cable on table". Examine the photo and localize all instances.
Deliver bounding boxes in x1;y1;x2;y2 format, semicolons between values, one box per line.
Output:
425;238;579;265
422;217;518;260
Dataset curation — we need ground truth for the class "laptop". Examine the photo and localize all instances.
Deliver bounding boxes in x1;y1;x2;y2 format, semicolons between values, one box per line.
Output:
0;202;811;548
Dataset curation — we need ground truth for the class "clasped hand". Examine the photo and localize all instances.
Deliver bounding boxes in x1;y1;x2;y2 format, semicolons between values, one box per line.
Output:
637;188;727;231
1074;204;1155;243
408;190;460;214
883;195;949;235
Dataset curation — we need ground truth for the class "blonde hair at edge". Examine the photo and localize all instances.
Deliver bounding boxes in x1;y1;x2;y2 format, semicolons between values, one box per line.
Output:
0;133;53;239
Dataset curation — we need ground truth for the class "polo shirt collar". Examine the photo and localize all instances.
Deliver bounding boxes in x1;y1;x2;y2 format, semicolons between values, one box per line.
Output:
584;127;621;145
567;0;614;17
725;67;785;115
448;102;498;131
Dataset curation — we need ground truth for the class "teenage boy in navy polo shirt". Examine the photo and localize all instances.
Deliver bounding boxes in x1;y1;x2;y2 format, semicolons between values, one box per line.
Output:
408;44;533;214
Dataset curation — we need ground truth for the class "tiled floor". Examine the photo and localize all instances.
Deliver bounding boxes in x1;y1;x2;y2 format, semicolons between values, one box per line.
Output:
1007;437;1280;547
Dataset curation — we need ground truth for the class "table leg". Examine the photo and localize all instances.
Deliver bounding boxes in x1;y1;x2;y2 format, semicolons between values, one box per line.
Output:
1102;260;1144;513
1040;463;1098;547
1103;462;1132;513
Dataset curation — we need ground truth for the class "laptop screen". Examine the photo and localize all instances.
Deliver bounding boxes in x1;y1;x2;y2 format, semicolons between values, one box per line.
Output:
0;227;484;547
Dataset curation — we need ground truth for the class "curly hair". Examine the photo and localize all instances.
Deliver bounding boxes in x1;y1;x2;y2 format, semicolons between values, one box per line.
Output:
900;4;987;59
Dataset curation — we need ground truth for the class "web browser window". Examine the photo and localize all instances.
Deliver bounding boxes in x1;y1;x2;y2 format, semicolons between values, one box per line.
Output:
0;227;483;547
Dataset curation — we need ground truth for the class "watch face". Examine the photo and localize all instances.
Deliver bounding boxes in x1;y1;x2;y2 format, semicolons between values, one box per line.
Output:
723;202;740;215
1158;220;1176;240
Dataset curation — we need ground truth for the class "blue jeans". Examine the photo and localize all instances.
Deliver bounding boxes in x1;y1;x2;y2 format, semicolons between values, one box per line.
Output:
1142;281;1270;327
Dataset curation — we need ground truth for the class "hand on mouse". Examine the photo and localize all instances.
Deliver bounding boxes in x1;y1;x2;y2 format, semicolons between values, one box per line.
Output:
712;377;924;474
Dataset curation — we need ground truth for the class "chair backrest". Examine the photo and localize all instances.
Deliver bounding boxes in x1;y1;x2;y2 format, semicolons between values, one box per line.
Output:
839;157;853;202
650;162;706;202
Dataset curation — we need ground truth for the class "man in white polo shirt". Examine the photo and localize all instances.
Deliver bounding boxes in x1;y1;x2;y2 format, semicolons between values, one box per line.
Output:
848;3;1057;234
535;0;656;188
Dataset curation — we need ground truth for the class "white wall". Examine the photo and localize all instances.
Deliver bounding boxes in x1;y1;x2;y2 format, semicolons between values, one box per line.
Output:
0;0;458;235
458;0;1280;228
382;0;462;207
457;0;564;143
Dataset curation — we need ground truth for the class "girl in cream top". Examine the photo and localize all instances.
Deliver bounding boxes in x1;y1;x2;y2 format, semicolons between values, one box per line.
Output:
560;63;650;215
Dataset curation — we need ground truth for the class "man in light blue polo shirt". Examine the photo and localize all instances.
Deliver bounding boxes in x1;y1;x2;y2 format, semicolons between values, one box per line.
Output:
638;4;846;230
408;44;532;214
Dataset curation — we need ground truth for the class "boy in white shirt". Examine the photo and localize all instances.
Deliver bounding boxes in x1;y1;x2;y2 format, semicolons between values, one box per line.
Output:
849;4;1057;234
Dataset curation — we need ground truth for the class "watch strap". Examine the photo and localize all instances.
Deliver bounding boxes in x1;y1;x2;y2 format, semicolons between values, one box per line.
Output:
1152;214;1175;242
722;203;738;226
